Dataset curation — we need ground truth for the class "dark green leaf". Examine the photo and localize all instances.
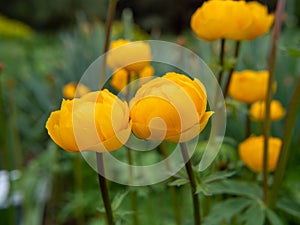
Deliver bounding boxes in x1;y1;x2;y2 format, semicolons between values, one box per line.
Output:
207;179;262;199
277;197;300;219
203;170;236;184
203;197;252;225
239;201;265;225
168;178;189;187
266;208;284;225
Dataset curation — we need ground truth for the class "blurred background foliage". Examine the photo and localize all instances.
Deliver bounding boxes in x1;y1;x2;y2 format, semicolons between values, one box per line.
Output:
0;0;284;33
0;0;300;225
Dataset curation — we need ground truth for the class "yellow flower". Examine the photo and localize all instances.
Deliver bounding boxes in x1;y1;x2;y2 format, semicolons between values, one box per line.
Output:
0;14;33;39
250;100;286;121
191;0;252;41
107;39;151;72
239;136;282;173
229;70;275;104
111;65;154;92
190;0;273;41
62;82;90;99
129;72;213;142
111;69;129;92
242;1;274;40
46;89;131;152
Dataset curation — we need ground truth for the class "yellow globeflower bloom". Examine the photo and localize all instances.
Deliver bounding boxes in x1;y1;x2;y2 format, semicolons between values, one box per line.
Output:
111;69;129;92
111;65;154;92
46;89;131;152
191;0;252;41
239;136;282;173
250;100;286;121
130;72;213;142
243;1;274;40
62;82;90;99
228;70;275;104
107;39;151;72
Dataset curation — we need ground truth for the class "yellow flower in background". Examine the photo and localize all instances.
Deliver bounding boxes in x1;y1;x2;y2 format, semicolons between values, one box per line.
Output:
130;72;213;142
239;136;282;173
111;69;129;92
111;65;154;92
242;1;274;40
62;82;90;99
0;14;33;39
191;0;252;41
190;0;273;41
107;39;151;72
46;89;131;152
250;100;286;121
229;70;275;104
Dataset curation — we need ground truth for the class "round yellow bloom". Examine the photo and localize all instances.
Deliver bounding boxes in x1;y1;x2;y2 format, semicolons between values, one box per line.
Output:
250;100;286;121
191;0;252;41
190;0;273;41
242;1;274;40
62;82;90;99
129;72;213;142
107;39;151;72
228;70;275;104
46;89;131;152
239;136;282;173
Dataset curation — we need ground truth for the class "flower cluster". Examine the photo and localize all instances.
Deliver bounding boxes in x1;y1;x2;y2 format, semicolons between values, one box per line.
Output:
191;0;274;41
228;69;284;172
46;72;212;152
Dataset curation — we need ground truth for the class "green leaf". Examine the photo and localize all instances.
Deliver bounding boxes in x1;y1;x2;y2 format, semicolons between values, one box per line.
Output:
168;178;189;187
111;190;129;211
239;201;265;225
277;197;300;219
203;197;252;225
203;170;236;184
287;47;300;58
266;208;284;225
207;179;262;199
196;184;212;196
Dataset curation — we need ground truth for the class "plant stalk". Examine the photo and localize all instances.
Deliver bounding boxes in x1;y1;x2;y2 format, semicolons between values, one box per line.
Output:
180;143;201;225
217;39;226;87
269;76;300;208
246;104;251;138
262;0;285;205
100;0;118;86
159;143;181;225
96;152;115;225
224;41;241;98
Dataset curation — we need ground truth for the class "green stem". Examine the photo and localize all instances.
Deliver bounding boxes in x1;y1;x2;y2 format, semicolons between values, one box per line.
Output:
217;39;226;87
246;104;251;138
96;152;115;225
159;143;181;225
126;147;139;225
124;69;139;225
269;76;300;208
180;143;201;225
74;154;84;225
263;0;285;205
97;1;118;223
100;0;118;86
223;41;241;98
